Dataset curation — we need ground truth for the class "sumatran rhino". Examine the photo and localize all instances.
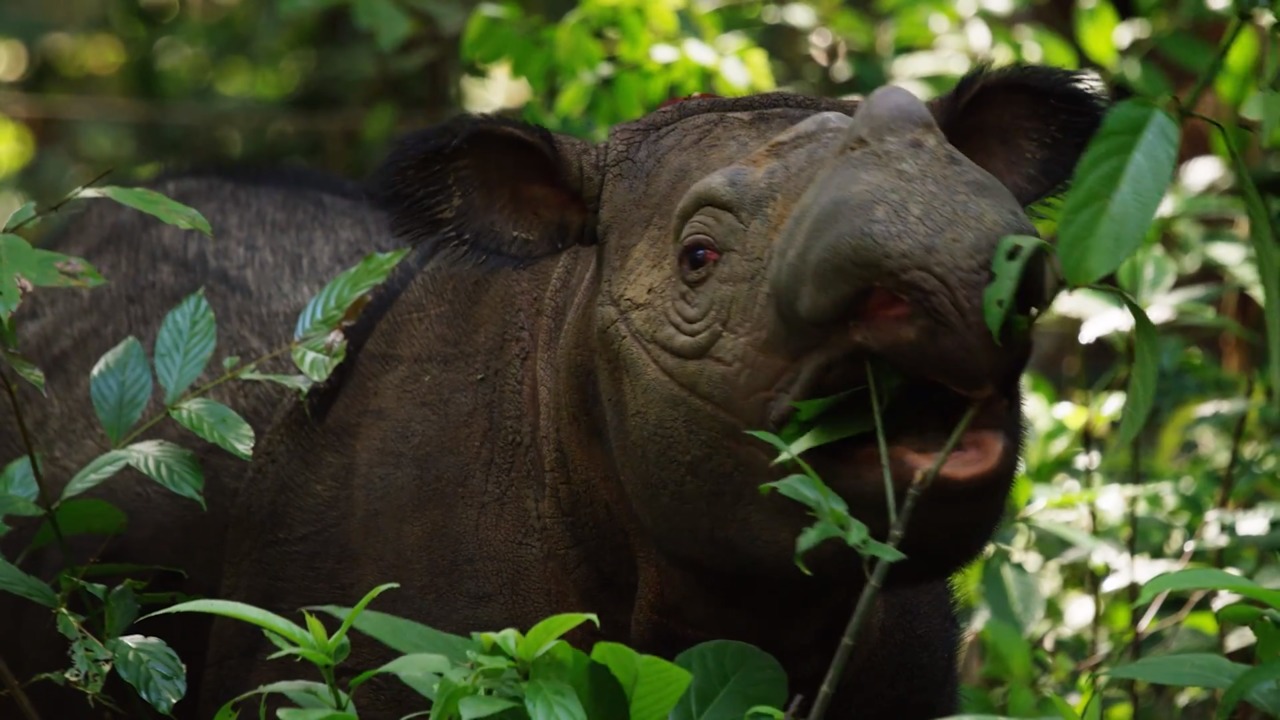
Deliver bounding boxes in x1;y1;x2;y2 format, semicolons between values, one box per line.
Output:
0;172;396;719
202;65;1107;718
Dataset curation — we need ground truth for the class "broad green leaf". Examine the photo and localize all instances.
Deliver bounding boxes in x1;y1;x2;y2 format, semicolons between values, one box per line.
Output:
984;234;1052;341
154;290;217;405
671;640;787;720
0;455;38;501
982;556;1045;634
106;635;187;713
77;186;212;236
104;583;140;639
144;599;313;648
213;680;351;720
982;619;1033;685
460;695;522;719
61;449;131;500
1138;568;1280;610
1072;0;1121;69
591;642;693;720
524;678;587;720
1111;292;1158;447
349;652;452;698
124;440;205;507
759;474;848;520
3;200;37;231
479;627;521;658
310;605;476;663
1057;100;1180;286
0;233;105;319
519;612;600;663
292;332;347;383
30;498;127;551
278;710;358;720
89;336;153;445
169;398;254;460
294;248;408;340
0;555;56;607
2;347;45;394
239;370;313;395
1219;659;1280;719
352;0;415;52
1106;652;1280;711
533;643;630;719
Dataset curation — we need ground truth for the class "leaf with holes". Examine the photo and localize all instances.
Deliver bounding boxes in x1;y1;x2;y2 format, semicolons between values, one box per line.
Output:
77;186;212;236
169;398;254;460
0;232;105;320
90;337;153;446
106;635;188;714
154;290;217;405
984;234;1053;342
1057;101;1180;286
124;440;205;508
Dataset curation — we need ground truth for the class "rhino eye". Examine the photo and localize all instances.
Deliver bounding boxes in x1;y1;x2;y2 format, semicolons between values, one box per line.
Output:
679;236;721;280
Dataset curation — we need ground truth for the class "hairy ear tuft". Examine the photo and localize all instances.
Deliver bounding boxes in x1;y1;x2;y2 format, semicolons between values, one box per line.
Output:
930;63;1111;206
369;116;599;263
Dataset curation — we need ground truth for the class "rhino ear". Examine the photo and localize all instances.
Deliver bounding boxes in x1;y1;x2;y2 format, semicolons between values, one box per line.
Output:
930;64;1109;207
370;116;598;260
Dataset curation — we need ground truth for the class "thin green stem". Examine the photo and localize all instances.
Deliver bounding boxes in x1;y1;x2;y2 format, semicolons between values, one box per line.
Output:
1179;16;1245;116
4;168;113;234
807;403;981;720
865;360;896;526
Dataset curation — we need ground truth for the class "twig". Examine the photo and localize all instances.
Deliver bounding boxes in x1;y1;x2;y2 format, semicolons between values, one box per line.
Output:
0;652;41;720
807;403;981;720
866;360;896;525
783;693;805;720
5;169;114;234
0;370;66;553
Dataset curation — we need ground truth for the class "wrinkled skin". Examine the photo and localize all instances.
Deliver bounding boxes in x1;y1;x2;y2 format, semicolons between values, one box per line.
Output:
204;65;1106;719
0;172;396;719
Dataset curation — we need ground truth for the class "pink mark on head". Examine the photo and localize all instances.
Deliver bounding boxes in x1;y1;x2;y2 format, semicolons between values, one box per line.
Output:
860;287;912;322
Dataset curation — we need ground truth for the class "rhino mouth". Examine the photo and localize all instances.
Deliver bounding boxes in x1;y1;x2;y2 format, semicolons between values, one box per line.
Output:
764;348;1017;495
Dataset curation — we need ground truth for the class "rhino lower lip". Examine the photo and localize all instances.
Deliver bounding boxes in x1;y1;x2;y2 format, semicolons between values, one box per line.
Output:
892;429;1006;485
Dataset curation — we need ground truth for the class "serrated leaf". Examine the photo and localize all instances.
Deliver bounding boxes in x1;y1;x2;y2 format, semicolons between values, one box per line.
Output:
1057;101;1180;286
123;440;204;508
1111;292;1158;447
90;336;153;446
77;186;212;237
61;449;132;500
984;234;1052;341
154;290;217;405
3;201;37;232
2;347;45;394
294;249;408;340
169;398;254;460
105;634;187;713
30;498;127;551
671;640;787;720
0;555;57;607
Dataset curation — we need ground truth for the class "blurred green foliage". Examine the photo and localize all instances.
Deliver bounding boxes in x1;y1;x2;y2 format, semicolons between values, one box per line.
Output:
3;0;1280;718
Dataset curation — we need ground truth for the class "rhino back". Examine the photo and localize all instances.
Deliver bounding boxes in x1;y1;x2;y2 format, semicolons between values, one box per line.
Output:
0;171;395;719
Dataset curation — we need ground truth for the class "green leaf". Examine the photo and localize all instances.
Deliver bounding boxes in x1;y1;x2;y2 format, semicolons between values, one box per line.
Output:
982;556;1046;634
479;627;521;658
124;440;205;507
154;290;217;405
1111;292;1159;447
3;201;37;232
89;336;153;445
591;642;693;720
169;398;254;460
2;347;46;394
294;249;408;340
325;582;400;651
349;652;452;698
982;619;1033;685
352;0;416;52
30;498;127;551
291;332;347;383
519;612;600;663
1106;652;1280;711
1057;100;1180;286
0;232;105;319
793;521;843;574
239;370;313;395
0;455;38;501
524;678;587;720
61;449;132;500
759;474;848;520
106;634;187;714
278;710;358;720
104;583;140;639
0;555;57;607
1072;0;1121;69
1138;568;1280;610
460;695;522;719
77;186;212;237
984;234;1052;341
310;605;476;663
143;599;313;648
1219;659;1280;719
671;640;787;720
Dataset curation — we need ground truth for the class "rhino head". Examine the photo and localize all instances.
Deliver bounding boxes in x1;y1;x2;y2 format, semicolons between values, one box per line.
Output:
377;64;1103;583
208;64;1107;717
